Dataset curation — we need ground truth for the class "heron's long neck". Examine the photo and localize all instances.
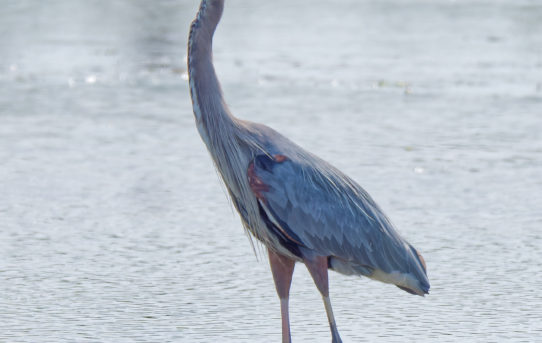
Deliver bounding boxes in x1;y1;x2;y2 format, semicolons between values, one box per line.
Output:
187;0;234;145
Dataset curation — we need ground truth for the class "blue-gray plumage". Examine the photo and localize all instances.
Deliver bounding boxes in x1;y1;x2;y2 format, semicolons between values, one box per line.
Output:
251;152;429;294
187;1;429;342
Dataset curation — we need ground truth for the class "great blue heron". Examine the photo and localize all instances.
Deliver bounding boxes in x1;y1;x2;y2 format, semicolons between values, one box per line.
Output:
187;1;430;342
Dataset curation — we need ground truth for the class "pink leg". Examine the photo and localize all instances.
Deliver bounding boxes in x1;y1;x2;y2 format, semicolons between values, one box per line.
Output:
304;255;342;343
268;248;295;343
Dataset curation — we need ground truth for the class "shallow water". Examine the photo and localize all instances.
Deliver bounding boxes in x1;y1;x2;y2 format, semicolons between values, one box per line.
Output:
1;0;542;342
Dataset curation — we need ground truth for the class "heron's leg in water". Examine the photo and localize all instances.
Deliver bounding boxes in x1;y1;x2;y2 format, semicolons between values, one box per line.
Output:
303;255;343;343
268;248;295;343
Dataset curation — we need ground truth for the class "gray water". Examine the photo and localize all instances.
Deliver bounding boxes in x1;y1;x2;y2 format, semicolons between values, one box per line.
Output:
1;0;542;342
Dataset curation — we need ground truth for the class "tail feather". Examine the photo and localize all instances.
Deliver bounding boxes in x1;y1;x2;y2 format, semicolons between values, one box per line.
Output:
415;248;427;273
397;285;419;295
329;247;430;297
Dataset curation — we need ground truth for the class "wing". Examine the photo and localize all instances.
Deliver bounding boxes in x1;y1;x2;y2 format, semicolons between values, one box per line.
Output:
248;153;426;282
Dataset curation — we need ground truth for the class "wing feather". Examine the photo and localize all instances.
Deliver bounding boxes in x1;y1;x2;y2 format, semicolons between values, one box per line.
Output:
250;154;429;291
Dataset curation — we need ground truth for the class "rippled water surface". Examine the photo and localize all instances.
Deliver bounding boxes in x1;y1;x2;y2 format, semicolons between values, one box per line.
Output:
1;0;542;342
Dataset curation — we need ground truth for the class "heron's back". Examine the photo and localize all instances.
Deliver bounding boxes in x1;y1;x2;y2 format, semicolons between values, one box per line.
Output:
246;123;430;295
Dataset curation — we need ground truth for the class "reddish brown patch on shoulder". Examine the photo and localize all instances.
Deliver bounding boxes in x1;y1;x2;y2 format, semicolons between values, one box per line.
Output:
248;161;269;202
273;154;287;163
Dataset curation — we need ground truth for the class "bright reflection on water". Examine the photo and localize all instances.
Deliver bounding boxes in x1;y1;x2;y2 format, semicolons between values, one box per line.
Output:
1;0;542;342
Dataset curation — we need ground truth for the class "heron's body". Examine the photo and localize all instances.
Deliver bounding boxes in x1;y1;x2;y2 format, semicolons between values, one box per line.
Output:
187;1;429;342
